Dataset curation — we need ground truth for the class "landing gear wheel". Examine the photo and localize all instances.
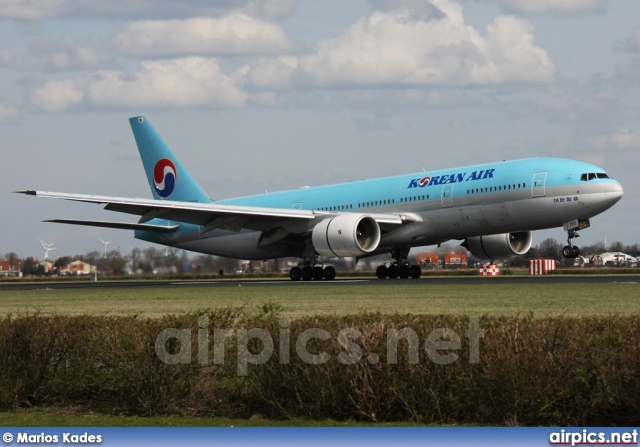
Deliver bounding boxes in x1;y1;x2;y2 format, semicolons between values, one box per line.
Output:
563;227;582;259
399;264;411;279
562;245;580;259
387;264;399;279
301;265;313;281
289;267;301;281
323;266;336;280
409;265;422;279
312;266;325;281
376;265;388;279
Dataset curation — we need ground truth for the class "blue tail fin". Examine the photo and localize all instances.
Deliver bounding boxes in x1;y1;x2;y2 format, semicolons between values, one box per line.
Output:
130;116;211;203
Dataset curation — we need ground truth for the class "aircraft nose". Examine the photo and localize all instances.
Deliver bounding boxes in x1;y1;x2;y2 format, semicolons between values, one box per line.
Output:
605;181;624;203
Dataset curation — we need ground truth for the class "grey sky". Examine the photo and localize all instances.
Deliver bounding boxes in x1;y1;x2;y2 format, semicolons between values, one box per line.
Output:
1;0;638;258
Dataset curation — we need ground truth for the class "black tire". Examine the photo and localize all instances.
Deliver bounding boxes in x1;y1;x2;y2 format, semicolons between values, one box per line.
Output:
409;265;422;279
323;266;336;280
376;265;388;279
387;264;399;279
399;264;410;279
289;267;301;281
572;246;580;258
301;266;313;281
562;246;573;258
312;266;325;281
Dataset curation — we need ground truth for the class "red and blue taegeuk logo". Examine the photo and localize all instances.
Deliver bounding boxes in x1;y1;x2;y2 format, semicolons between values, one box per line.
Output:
153;159;177;198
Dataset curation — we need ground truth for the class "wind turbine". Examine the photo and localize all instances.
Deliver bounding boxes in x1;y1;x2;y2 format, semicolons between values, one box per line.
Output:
99;238;111;258
39;239;56;261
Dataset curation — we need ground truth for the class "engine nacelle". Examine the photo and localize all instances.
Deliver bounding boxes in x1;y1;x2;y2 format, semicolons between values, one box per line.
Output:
312;214;381;257
464;231;533;260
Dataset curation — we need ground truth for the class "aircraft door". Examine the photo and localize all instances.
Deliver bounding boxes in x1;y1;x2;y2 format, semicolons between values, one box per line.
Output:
441;183;454;207
532;172;547;197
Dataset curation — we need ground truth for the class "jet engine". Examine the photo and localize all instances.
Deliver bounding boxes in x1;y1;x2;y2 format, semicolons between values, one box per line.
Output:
312;214;381;257
464;231;533;260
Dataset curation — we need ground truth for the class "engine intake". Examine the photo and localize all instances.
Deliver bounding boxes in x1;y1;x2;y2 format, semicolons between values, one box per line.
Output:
464;231;533;260
312;214;381;257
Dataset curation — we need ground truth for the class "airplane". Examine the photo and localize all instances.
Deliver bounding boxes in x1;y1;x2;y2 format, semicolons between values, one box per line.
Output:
17;116;624;281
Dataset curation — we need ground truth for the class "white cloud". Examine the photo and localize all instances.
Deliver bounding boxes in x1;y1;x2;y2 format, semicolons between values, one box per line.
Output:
592;129;640;150
297;0;556;87
29;37;105;71
236;56;297;89
615;27;640;53
616;59;640;82
0;100;20;122
30;57;247;112
0;47;14;66
1;38;107;72
496;0;606;15
0;0;297;20
243;0;297;19
0;0;66;20
114;15;295;57
30;79;85;112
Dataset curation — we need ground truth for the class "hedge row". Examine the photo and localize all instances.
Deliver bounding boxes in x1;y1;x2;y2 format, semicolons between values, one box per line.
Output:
0;309;638;425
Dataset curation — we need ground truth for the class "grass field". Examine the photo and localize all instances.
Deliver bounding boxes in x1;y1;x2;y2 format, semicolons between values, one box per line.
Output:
0;408;419;427
1;279;639;427
1;280;639;317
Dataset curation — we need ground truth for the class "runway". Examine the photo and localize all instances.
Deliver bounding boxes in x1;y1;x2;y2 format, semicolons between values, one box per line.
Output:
0;275;638;291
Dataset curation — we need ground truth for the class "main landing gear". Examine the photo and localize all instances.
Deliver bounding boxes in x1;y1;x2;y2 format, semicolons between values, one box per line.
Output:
289;262;336;281
375;247;422;279
376;263;422;279
562;229;581;259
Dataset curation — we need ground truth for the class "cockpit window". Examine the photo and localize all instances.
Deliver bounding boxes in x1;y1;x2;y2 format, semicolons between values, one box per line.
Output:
580;172;609;181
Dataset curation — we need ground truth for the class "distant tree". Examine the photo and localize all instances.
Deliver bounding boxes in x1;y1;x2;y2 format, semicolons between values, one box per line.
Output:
580;244;599;257
212;256;241;274
4;252;18;263
83;250;101;268
164;247;181;272
508;256;528;268
608;241;624;253
538;238;562;261
626;244;640;256
21;257;44;276
109;250;127;275
128;247;143;272
192;255;216;273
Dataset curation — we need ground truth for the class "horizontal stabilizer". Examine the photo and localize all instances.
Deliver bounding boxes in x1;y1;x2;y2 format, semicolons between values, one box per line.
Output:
44;219;180;233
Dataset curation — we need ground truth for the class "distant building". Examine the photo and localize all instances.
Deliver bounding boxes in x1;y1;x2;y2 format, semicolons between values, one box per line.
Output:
60;260;97;275
0;261;22;277
590;252;638;267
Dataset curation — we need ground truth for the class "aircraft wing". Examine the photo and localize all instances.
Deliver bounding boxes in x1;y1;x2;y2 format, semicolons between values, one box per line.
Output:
16;190;407;232
43;219;181;233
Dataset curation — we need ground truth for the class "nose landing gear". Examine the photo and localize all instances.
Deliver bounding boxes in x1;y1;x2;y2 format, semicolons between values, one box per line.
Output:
562;229;580;259
562;219;590;259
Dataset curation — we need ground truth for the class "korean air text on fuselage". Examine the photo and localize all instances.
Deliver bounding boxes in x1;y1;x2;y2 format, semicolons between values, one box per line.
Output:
407;169;496;188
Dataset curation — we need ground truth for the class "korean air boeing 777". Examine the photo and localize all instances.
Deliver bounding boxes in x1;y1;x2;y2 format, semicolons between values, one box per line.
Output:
17;116;624;280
